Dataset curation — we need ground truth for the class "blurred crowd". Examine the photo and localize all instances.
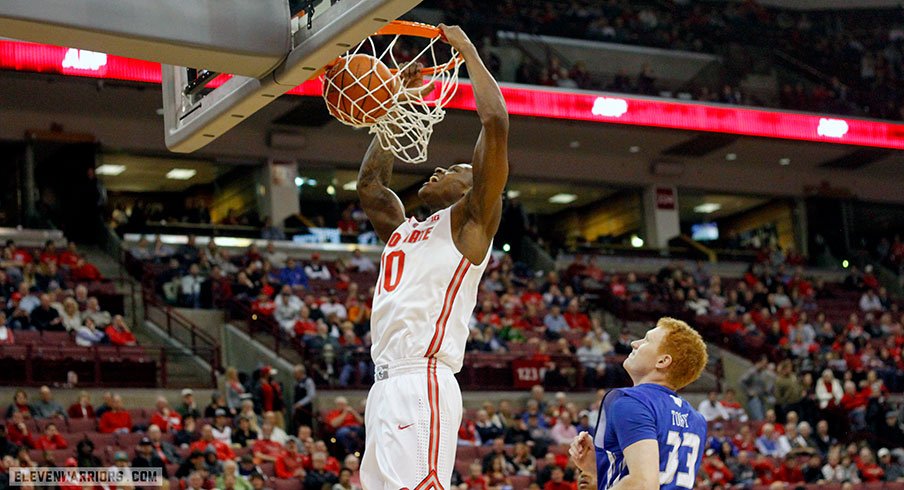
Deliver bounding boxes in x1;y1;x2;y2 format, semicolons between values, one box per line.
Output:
420;0;904;120
0;240;129;349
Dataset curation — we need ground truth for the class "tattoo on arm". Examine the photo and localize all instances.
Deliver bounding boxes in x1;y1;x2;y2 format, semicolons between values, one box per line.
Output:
357;137;405;242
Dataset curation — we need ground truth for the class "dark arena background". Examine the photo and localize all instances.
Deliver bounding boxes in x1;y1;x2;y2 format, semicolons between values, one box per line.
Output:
1;0;904;489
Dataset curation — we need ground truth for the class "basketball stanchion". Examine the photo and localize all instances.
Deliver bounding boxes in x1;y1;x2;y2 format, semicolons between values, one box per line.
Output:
321;20;463;164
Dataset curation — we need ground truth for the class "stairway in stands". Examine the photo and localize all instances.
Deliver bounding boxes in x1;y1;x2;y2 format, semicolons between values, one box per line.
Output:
83;245;215;388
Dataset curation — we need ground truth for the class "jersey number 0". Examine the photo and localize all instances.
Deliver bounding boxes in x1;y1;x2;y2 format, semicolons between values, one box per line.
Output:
381;250;405;293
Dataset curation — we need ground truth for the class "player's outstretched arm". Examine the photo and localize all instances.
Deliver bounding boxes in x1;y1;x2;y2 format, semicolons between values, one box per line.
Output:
610;440;660;490
357;135;405;243
440;25;509;239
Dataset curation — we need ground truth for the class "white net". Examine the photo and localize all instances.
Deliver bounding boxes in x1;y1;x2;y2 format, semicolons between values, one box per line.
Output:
322;24;462;164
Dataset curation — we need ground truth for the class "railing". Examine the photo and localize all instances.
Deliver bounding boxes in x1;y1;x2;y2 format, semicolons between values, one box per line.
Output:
123;250;223;388
142;291;222;387
225;299;306;360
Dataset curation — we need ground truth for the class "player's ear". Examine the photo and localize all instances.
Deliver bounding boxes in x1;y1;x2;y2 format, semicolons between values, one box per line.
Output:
657;354;673;370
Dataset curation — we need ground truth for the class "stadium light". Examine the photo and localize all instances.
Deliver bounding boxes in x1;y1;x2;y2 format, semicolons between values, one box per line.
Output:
95;164;126;176
549;193;577;204
166;168;196;180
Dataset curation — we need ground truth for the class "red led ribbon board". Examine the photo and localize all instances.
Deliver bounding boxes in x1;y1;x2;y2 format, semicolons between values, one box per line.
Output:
3;40;904;150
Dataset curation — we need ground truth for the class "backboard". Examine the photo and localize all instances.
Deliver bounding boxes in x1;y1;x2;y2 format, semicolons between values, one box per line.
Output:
162;0;423;153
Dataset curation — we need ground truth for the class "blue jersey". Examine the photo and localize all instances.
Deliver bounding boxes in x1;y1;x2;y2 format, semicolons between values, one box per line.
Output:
593;384;707;490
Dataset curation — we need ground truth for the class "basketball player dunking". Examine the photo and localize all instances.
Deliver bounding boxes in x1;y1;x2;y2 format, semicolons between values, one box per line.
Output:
356;24;509;490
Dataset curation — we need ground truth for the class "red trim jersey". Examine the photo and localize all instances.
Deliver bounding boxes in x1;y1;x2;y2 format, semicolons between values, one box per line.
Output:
370;207;491;371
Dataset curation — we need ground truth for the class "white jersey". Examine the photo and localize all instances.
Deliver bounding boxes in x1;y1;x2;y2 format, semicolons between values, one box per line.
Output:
370;206;491;373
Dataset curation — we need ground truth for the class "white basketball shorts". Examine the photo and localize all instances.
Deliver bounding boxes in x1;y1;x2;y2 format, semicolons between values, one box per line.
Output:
360;357;462;490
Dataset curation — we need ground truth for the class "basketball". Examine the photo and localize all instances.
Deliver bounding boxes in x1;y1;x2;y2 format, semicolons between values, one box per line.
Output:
323;54;398;126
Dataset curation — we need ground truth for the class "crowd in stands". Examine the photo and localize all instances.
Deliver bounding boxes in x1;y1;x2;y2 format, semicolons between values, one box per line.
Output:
1;371;902;490
0;240;130;348
418;0;904;120
130;234;622;391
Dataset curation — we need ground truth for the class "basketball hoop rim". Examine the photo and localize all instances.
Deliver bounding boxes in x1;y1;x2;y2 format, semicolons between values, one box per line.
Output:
323;20;462;77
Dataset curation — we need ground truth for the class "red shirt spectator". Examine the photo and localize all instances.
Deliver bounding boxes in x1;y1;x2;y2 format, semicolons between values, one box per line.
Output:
294;319;317;337
752;456;780;485
721;317;743;336
702;456;734;486
858;461;885;482
326;407;361;429
564;311;592;331
67;400;94;419
39;250;58;266
464;474;488;490
34;428;68;451
863;272;879;290
274;443;306;479
458;419;478;446
150;409;183;433
99;409;132;433
6;419;35;448
252;438;283;461
105;316;137;346
190;438;235;461
258;382;275;413
252;296;276;317
520;290;542;307
11;249;32;264
58;248;80;268
71;260;102;281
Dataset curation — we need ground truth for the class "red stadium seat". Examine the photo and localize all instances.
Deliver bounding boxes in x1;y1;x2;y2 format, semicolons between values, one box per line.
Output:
271;478;302;490
510;475;532;490
66;418;97;433
456;445;479;461
117;432;145;448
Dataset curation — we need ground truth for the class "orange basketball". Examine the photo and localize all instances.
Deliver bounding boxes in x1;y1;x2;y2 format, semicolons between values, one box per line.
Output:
323;54;397;126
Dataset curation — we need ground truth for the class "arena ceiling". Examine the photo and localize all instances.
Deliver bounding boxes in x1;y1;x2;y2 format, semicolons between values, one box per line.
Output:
1;72;902;205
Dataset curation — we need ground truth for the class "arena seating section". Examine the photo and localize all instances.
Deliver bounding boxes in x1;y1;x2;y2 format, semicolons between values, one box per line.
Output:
0;242;159;387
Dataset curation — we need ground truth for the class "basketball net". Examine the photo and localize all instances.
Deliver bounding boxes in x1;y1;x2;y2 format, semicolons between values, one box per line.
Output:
322;23;462;164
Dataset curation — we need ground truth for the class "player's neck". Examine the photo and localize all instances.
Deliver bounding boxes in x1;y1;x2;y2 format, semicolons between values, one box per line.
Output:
631;373;676;391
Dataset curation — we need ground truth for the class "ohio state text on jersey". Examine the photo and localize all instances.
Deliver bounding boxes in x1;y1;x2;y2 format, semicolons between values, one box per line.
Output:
370;206;492;372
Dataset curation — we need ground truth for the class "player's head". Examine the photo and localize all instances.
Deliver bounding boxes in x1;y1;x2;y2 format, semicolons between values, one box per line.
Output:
622;317;708;391
418;164;473;210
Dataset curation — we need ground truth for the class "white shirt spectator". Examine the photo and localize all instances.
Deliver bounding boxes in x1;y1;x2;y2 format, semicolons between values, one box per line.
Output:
265;249;288;269
76;323;106;346
349;254;376;273
274;293;303;335
697;398;730;422
19;294;40;314
320;300;347;320
550;419;578;445
212;425;232;445
305;263;332;281
859;291;884;312
181;274;203;296
270;425;288;445
815;374;843;409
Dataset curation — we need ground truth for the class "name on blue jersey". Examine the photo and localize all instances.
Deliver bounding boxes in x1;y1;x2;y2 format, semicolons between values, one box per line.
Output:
671;410;689;428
